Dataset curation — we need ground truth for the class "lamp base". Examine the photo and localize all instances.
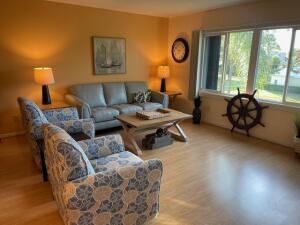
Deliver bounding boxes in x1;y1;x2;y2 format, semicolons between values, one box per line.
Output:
160;78;166;92
42;85;52;105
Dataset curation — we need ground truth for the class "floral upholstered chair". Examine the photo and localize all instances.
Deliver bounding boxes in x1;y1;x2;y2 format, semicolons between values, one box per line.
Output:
42;123;163;225
17;97;95;170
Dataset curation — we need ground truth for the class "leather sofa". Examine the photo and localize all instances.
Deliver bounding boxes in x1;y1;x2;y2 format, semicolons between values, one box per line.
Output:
65;81;169;131
43;123;163;225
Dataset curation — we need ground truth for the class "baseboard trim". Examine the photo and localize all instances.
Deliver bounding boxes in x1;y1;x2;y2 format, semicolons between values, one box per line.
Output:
0;131;25;139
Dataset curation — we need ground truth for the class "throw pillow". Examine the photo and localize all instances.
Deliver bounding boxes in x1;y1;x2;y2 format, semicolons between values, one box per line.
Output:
144;90;152;102
134;91;152;103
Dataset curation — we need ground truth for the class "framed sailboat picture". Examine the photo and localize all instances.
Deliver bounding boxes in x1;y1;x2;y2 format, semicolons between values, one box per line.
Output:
92;37;126;75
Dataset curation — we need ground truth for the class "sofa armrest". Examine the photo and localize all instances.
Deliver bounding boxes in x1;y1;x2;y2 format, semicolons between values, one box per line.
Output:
65;94;91;119
78;134;124;160
150;90;169;108
62;159;163;225
53;118;95;138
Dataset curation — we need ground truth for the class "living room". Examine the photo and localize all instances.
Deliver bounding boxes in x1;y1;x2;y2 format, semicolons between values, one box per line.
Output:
1;0;300;225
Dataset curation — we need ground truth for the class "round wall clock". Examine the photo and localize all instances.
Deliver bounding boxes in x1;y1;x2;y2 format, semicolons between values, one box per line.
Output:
172;38;189;63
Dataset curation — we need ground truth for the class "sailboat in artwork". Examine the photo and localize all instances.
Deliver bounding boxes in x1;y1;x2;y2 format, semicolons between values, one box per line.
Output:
96;44;111;68
111;41;121;67
95;41;122;69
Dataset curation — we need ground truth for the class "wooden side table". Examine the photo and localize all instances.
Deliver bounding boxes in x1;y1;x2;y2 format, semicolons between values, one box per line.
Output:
163;91;182;107
38;101;71;110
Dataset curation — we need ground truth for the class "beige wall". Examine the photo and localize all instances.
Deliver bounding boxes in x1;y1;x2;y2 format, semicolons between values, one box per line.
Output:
0;0;168;134
1;0;300;148
168;0;300;147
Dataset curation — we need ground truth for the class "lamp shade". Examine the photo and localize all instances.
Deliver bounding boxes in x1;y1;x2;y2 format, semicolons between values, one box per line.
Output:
34;67;55;85
158;66;170;79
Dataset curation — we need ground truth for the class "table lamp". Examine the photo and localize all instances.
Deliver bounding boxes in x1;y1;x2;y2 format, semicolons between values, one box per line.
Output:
158;65;170;92
34;67;55;105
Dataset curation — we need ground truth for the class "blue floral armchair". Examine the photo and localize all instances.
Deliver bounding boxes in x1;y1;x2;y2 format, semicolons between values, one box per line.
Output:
17;97;95;170
43;123;163;225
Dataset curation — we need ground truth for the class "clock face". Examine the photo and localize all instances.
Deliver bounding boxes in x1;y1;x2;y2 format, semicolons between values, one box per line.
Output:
172;38;189;63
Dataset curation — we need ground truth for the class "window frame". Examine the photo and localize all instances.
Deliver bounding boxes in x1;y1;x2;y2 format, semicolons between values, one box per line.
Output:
199;24;300;107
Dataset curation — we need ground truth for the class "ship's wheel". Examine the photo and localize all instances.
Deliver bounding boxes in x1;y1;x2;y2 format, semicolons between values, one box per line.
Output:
222;88;268;136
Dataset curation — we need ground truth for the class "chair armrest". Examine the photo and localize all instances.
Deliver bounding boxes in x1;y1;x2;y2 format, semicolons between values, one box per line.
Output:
43;107;79;123
62;159;163;225
65;94;91;119
150;90;169;108
53;119;95;138
78;134;124;160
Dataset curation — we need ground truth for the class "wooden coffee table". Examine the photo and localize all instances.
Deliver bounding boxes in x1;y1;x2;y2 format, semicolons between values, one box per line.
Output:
115;109;192;156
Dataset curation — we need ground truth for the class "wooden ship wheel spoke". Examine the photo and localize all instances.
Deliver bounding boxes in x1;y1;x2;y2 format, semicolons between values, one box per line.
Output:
222;88;268;136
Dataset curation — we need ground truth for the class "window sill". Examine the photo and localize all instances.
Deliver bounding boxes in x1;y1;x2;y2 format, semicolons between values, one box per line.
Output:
200;90;300;113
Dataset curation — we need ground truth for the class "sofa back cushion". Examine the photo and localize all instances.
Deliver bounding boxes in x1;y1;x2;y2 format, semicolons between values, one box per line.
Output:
125;82;148;103
103;82;128;106
43;124;94;183
70;83;106;108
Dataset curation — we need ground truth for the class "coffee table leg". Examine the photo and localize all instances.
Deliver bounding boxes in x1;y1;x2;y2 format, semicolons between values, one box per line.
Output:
121;124;143;156
169;121;188;142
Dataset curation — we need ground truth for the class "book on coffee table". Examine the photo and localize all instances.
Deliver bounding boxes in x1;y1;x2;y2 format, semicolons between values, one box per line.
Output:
136;108;171;120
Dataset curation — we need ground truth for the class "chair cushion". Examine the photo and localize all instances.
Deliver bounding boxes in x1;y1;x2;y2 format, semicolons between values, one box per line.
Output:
42;124;94;182
125;82;148;103
103;82;128;106
19;97;48;126
70;83;106;107
90;151;143;173
17;97;48;140
112;104;143;114
92;107;119;122
135;102;163;111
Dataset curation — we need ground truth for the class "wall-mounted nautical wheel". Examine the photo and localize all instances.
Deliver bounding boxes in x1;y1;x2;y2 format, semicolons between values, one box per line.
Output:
222;88;268;136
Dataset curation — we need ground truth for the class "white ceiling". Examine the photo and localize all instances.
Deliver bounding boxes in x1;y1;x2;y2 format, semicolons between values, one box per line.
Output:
48;0;259;17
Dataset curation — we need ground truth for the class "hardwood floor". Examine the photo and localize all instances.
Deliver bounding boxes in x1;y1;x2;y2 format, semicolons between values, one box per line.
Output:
1;122;300;225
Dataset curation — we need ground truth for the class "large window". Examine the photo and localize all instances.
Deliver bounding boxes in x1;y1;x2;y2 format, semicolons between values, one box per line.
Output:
200;26;300;106
204;31;253;95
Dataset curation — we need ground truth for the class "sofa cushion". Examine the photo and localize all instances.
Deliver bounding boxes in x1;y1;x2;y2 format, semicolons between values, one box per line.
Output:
90;151;143;173
92;107;119;122
112;104;143;114
70;83;106;107
125;82;148;103
135;102;163;111
103;82;128;106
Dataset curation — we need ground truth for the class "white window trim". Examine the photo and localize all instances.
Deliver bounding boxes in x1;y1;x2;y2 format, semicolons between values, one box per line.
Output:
199;24;300;108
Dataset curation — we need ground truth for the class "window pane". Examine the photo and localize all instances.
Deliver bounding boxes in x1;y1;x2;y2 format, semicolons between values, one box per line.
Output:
217;36;226;91
286;30;300;104
255;28;293;102
223;31;253;94
205;35;225;91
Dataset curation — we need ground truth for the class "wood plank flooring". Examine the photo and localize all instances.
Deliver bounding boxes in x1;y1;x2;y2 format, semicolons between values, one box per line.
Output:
1;122;300;225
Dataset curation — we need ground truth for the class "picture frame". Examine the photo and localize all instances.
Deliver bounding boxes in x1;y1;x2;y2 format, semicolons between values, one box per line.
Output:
92;36;126;75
